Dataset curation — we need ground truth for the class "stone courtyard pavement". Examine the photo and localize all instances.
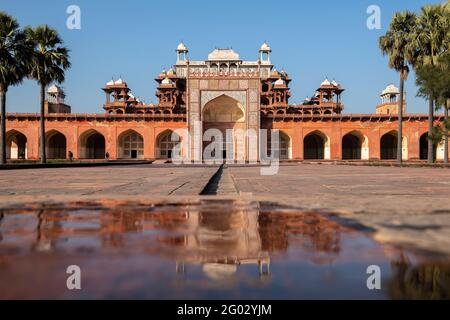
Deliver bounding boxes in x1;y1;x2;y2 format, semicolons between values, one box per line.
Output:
1;163;450;256
228;164;450;257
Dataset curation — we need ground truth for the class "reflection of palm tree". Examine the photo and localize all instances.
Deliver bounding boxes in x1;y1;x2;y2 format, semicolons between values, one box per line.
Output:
0;210;4;241
388;256;450;299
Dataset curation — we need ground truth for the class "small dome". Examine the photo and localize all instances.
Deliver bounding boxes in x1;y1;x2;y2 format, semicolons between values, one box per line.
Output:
114;78;124;85
167;68;176;75
260;42;271;52
274;78;285;86
176;42;188;52
381;84;399;95
161;77;174;85
48;84;63;94
106;79;115;86
331;80;339;87
203;263;237;280
321;78;331;86
207;48;240;61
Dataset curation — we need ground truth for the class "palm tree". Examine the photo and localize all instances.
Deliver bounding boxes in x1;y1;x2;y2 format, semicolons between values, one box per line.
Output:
0;12;30;164
408;3;448;163
26;25;70;164
379;11;417;165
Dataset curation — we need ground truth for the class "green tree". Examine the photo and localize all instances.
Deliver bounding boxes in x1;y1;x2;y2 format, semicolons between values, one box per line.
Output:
416;53;450;163
379;11;417;165
408;3;449;163
0;12;30;164
26;25;70;163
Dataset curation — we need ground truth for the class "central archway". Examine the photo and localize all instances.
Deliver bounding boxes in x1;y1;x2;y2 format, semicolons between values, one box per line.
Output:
202;94;245;161
303;131;330;160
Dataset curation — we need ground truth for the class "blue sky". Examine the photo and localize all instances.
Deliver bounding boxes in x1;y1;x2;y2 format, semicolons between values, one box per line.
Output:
0;0;440;114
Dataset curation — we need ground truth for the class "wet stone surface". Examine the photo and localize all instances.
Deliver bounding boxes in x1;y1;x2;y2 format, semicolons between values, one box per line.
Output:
0;200;448;299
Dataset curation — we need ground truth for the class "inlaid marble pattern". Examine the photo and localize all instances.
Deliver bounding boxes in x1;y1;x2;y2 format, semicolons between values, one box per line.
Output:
199;79;209;90
239;80;249;89
190;88;199;103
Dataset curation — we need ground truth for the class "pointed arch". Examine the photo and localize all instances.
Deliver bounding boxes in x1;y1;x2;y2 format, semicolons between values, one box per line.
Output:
156;129;181;159
269;131;291;160
419;132;436;161
78;129;106;159
304;130;330;160
380;131;397;160
202;95;245;123
6;130;27;160
118;129;144;159
46;130;67;159
342;130;369;160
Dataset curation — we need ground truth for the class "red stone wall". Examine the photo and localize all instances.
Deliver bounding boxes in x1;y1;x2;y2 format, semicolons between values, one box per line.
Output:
5;116;446;161
6;118;186;160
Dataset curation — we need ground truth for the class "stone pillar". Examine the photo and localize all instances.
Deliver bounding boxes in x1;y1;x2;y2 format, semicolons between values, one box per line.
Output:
67;125;78;159
108;126;117;160
144;125;155;159
369;130;380;160
293;126;303;160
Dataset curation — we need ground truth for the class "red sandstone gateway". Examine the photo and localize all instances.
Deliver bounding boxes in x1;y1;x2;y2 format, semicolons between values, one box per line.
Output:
5;43;446;162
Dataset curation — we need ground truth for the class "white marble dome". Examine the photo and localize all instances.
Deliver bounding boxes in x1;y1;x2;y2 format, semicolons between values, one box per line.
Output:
381;84;399;96
207;48;240;61
274;78;285;85
321;78;331;86
161;77;174;85
260;42;271;52
176;42;188;52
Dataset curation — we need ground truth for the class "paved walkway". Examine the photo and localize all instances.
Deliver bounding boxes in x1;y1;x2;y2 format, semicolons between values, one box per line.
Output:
0;164;219;205
228;164;450;256
228;164;450;215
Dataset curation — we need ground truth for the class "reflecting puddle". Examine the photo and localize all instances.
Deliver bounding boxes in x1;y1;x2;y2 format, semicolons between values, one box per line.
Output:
0;200;448;299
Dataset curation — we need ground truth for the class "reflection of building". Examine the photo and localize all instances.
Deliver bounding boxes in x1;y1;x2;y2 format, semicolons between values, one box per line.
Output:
175;206;271;278
7;201;352;279
5;42;448;161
